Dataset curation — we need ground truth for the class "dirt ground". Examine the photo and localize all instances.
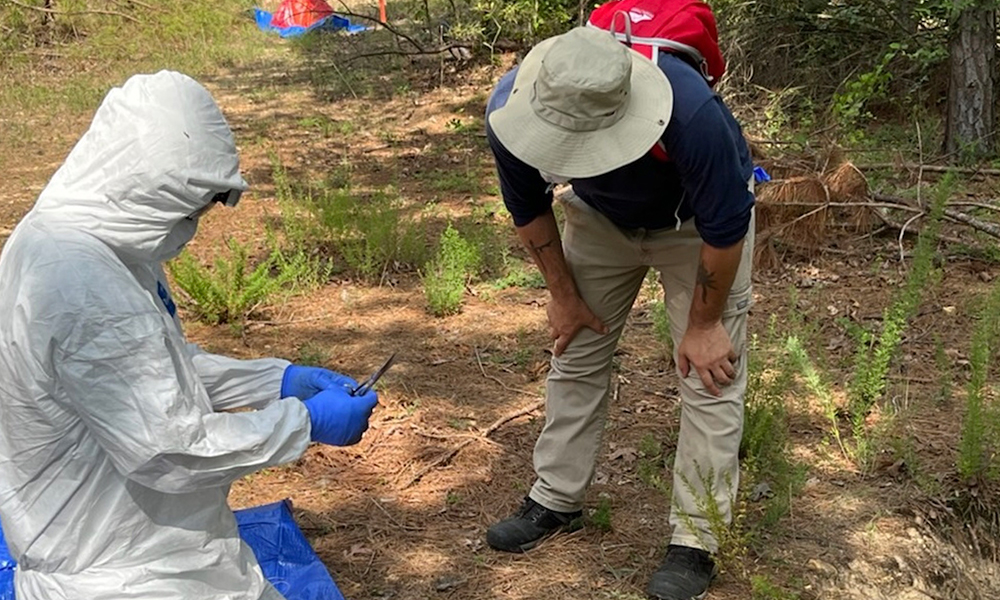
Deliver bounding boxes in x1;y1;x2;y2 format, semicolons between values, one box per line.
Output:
3;40;1000;600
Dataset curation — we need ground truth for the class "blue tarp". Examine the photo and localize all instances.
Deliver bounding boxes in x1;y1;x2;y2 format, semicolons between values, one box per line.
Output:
0;524;12;600
254;8;370;37
0;499;343;600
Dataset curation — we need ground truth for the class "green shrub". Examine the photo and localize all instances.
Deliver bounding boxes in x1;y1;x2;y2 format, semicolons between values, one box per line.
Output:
958;278;1000;480
651;300;673;359
423;224;480;316
168;238;316;329
490;260;546;290
750;575;800;600
589;497;613;532
786;335;845;457
847;176;949;462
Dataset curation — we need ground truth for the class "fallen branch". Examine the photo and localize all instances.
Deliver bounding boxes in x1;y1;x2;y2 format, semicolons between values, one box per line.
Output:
474;346;533;395
345;44;472;63
402;398;544;489
860;162;1000;177
6;0;139;22
874;193;1000;241
332;4;472;63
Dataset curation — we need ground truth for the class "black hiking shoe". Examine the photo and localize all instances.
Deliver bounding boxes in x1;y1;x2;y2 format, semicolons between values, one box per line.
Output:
646;545;718;600
486;497;582;553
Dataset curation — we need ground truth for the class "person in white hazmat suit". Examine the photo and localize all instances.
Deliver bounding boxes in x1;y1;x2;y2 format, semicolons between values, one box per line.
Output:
0;70;379;600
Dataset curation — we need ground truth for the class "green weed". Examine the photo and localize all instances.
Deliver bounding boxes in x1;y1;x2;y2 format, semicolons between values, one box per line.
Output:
651;299;674;359
786;335;846;457
742;325;801;525
491;259;546;289
934;335;954;405
295;343;331;367
589;496;613;532
637;433;671;495
847;175;949;465
958;277;1000;480
675;466;747;573
2;1;269;116
272;157;428;280
431;168;482;196
168;237;315;330
750;574;800;600
423;224;480;316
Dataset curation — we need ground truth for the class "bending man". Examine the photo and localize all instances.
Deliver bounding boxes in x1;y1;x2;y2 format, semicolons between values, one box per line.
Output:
484;27;754;600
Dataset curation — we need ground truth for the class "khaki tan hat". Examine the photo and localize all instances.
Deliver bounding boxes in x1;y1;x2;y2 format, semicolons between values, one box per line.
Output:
488;26;673;179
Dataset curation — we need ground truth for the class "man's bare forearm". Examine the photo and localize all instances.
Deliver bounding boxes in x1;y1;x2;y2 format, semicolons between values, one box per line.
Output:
689;240;744;329
515;209;579;301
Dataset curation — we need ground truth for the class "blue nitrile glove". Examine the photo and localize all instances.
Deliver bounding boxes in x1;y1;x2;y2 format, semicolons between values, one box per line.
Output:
753;165;772;184
281;365;358;401
303;387;379;446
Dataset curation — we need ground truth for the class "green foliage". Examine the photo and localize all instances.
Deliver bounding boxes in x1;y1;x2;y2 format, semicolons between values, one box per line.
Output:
847;176;949;463
467;0;577;47
651;300;674;358
957;278;1000;480
589;496;613;532
832;44;900;133
272;157;428;281
168;237;315;330
295;342;331;367
675;466;746;571
456;210;510;279
1;0;265;115
751;575;800;600
423;224;481;316
637;433;671;495
786;334;845;456
934;335;954;405
741;320;805;532
490;260;546;290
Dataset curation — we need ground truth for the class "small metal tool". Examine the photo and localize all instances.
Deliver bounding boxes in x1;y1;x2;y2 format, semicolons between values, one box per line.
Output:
351;353;396;396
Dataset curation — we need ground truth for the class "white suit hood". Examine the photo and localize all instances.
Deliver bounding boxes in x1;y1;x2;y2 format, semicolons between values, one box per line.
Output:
32;70;248;263
0;71;309;600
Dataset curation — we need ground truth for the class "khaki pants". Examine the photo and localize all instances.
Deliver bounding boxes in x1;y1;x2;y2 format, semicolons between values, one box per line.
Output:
529;190;754;553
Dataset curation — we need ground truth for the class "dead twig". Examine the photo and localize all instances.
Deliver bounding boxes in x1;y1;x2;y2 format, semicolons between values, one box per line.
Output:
251;314;334;326
859;162;1000;177
949;201;1000;212
369;497;424;531
474;346;532;395
7;0;139;22
346;44;472;63
874;193;1000;241
402;399;544;488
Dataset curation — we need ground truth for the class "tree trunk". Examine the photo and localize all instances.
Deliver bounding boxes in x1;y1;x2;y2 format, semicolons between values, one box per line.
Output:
944;5;996;162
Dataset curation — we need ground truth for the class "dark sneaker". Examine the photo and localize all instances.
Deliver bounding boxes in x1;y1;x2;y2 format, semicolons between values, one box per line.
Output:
646;545;718;600
486;497;582;553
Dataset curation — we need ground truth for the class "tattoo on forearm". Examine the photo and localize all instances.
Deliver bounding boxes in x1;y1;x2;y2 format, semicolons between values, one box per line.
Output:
529;238;557;258
696;261;717;304
528;238;557;275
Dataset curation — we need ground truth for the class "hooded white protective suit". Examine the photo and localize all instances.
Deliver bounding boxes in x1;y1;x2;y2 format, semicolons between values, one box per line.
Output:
0;71;312;600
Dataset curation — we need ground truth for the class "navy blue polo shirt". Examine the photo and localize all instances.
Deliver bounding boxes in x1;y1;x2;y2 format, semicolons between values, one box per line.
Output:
486;53;754;248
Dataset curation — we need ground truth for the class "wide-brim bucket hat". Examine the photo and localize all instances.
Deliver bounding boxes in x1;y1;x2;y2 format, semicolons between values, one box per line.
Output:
488;26;673;179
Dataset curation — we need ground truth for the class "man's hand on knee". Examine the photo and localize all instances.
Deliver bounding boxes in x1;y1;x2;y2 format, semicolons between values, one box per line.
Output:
677;322;737;396
547;294;608;357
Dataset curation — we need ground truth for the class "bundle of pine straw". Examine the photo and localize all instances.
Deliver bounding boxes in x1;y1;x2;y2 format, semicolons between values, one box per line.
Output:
754;161;873;269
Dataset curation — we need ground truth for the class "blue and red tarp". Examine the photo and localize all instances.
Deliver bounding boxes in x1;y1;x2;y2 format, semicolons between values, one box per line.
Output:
255;0;369;37
0;499;343;600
